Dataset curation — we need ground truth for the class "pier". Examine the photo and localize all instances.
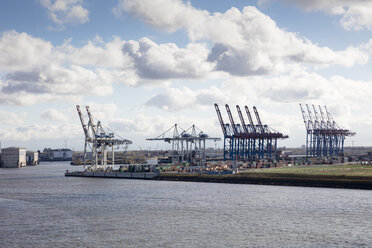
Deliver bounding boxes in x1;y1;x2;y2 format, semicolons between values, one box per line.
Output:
65;171;159;179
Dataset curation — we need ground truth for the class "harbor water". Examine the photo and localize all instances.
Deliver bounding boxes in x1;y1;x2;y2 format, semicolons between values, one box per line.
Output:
1;162;372;247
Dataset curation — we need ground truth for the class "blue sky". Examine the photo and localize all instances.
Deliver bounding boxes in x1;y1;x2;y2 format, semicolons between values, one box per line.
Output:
0;0;372;151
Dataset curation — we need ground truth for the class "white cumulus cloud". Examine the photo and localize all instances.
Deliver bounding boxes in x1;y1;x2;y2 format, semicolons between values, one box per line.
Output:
117;0;369;76
40;0;89;25
122;37;213;80
145;86;226;111
267;0;372;31
0;30;53;71
144;69;372;113
59;36;128;68
80;102;119;121
0;124;81;141
0;110;26;125
114;0;208;32
108;114;220;139
0;31;119;105
0;30;217;104
41;109;69;122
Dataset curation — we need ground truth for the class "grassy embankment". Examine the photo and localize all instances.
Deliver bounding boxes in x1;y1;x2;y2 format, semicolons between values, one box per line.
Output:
243;164;372;177
156;164;372;189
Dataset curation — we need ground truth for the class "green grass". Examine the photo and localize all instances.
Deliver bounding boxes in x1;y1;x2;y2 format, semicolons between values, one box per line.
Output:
241;164;372;177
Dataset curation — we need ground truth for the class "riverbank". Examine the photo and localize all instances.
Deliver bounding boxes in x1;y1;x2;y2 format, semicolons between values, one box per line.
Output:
155;164;372;190
65;164;372;190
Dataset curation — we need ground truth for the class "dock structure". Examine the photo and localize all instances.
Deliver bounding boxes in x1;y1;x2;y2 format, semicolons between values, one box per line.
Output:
147;124;220;165
299;104;355;157
215;104;288;161
76;105;132;171
65;170;159;179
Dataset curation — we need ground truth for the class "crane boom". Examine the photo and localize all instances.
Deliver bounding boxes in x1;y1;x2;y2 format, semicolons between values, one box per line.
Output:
236;105;249;134
76;105;91;141
324;105;336;129
305;104;316;129
214;104;227;136
312;104;323;129
86;106;97;136
225;104;238;134
253;106;264;133
318;105;328;129
244;106;256;132
299;103;310;130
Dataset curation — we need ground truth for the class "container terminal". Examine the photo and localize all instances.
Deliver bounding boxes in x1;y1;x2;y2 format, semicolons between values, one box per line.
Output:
2;102;371;187
64;103;372;185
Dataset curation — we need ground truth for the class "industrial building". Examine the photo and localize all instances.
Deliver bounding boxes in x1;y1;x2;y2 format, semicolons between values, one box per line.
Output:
40;148;73;161
0;147;26;168
26;151;39;166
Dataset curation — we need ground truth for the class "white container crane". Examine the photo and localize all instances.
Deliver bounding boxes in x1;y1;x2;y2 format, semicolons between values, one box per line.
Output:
76;105;132;171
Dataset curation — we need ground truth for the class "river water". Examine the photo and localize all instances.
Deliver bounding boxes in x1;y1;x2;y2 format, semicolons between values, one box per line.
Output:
1;162;371;247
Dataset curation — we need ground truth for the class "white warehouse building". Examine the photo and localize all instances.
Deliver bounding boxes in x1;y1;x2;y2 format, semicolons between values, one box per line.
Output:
1;147;27;168
26;151;39;166
41;148;73;161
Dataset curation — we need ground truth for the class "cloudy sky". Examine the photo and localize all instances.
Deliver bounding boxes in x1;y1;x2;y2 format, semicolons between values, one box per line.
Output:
1;0;372;151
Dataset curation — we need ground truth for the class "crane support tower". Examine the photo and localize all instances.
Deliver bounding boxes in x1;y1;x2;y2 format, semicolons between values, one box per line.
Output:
76;105;132;171
147;124;220;166
214;103;288;161
299;104;355;157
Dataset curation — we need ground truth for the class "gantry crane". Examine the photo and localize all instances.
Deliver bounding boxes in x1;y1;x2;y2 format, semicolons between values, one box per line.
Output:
76;105;132;171
215;103;288;161
299;103;355;157
146;124;220;166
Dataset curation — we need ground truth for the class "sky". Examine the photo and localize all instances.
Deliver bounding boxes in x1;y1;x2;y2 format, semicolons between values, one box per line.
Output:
1;0;372;151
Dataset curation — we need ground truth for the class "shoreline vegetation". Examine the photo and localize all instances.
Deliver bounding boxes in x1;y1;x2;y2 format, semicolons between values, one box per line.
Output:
155;164;372;190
